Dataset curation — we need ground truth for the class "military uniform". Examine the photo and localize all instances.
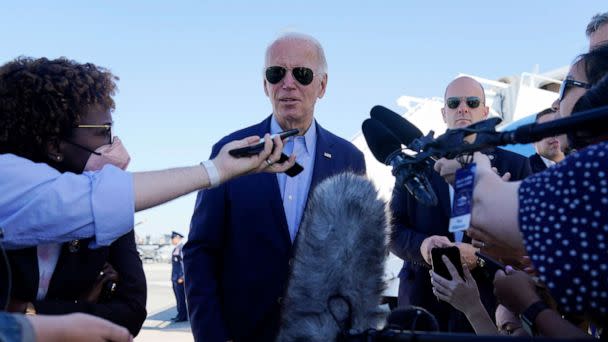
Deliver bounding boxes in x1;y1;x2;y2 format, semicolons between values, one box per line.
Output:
171;231;187;322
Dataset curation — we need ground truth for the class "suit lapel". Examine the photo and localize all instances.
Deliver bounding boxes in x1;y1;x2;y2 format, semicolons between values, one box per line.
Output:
45;243;71;297
435;174;452;219
266;172;291;246
309;123;335;192
256;116;291;246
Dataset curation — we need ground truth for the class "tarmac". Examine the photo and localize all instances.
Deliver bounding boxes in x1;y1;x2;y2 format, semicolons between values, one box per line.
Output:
136;263;193;342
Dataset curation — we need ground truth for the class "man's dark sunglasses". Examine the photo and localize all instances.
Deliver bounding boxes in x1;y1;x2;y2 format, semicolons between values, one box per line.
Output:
265;66;315;86
558;79;591;102
446;96;482;109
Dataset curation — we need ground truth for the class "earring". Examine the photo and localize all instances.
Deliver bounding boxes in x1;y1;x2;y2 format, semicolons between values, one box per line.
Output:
55;155;63;161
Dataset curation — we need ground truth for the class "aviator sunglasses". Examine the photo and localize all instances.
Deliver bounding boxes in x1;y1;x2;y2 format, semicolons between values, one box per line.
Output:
446;96;482;109
265;66;315;86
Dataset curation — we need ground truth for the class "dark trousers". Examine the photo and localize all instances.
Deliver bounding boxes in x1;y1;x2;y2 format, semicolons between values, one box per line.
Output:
172;280;188;320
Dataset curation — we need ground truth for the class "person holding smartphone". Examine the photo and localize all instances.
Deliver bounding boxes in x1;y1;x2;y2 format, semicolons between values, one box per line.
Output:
389;76;531;333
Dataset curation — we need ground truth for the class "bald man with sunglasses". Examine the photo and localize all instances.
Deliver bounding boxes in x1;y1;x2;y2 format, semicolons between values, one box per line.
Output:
183;32;365;342
389;76;531;333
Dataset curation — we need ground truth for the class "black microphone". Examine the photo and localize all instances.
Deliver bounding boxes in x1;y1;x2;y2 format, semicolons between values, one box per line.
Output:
499;105;608;145
370;105;424;150
277;172;388;341
362;118;438;206
419;105;608;159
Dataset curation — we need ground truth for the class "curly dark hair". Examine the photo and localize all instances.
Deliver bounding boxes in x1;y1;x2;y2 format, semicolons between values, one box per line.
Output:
0;56;118;162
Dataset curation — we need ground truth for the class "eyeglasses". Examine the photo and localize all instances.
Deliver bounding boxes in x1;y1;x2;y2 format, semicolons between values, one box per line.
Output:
265;66;315;86
558;79;591;102
75;124;113;144
445;96;482;109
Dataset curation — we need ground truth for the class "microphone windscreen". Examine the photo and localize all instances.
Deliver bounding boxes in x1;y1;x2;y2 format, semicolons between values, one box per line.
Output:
362;118;402;164
277;173;389;341
370;105;423;146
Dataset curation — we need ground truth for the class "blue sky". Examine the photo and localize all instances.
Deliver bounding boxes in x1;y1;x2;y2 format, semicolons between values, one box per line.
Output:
2;1;604;239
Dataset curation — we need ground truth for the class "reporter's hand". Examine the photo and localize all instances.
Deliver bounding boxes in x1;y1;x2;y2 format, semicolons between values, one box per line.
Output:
470;152;524;258
420;235;452;265
434;158;462;185
467;226;526;262
493;267;541;315
213;134;296;183
177;276;184;284
28;313;133;342
430;255;480;314
456;242;479;270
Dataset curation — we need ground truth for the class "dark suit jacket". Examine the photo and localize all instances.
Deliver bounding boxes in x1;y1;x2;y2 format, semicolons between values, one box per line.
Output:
389;148;531;332
183;116;366;342
4;231;147;336
529;153;548;174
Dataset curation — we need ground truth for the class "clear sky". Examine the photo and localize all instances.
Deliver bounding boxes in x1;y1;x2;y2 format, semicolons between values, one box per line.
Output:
2;1;604;239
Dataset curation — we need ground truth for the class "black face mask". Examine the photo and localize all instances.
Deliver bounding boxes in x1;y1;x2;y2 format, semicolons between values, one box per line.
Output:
62;139;102;155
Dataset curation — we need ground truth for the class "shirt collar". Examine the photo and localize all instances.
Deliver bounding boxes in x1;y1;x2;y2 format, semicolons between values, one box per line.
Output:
540;155;556;168
270;115;316;155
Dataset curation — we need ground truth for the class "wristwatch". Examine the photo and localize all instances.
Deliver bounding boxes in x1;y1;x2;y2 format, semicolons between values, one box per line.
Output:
520;300;549;336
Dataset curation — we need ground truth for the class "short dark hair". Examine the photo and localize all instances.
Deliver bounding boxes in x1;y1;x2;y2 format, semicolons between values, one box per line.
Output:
535;108;556;122
0;57;118;163
586;12;608;37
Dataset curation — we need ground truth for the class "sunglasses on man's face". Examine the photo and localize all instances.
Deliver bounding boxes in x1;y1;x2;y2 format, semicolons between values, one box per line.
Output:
265;66;315;86
558;79;591;102
445;96;482;109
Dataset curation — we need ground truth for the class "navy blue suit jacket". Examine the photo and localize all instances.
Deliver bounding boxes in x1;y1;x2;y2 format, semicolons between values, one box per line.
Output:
389;148;531;332
529;153;548;174
183;116;365;342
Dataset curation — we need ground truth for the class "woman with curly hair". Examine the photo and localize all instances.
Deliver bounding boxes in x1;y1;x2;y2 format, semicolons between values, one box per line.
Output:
0;56;147;335
0;56;295;341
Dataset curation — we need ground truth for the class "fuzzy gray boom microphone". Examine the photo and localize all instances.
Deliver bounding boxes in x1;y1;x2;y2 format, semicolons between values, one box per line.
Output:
276;172;390;342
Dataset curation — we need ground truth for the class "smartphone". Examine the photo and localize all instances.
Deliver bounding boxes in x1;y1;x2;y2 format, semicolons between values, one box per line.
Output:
229;129;299;157
431;246;464;280
278;153;303;177
475;251;505;278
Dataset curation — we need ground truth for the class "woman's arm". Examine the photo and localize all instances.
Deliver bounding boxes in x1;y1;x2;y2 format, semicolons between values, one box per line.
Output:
430;255;498;335
133;134;293;211
1;134;294;249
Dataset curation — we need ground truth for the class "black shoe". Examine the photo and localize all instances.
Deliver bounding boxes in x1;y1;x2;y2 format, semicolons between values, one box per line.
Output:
172;317;188;322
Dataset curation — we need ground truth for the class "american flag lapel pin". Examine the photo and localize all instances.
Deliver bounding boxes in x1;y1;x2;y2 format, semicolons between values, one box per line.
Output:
323;152;332;159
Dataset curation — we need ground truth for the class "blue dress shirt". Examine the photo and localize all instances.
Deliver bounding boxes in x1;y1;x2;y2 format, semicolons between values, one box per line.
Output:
270;116;316;242
0;153;134;249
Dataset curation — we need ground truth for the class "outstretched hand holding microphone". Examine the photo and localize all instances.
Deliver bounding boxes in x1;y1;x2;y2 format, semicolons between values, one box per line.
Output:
133;133;297;211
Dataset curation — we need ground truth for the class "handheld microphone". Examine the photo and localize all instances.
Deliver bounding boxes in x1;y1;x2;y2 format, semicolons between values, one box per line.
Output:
370;106;424;148
362;118;438;206
277;172;389;341
416;105;608;159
